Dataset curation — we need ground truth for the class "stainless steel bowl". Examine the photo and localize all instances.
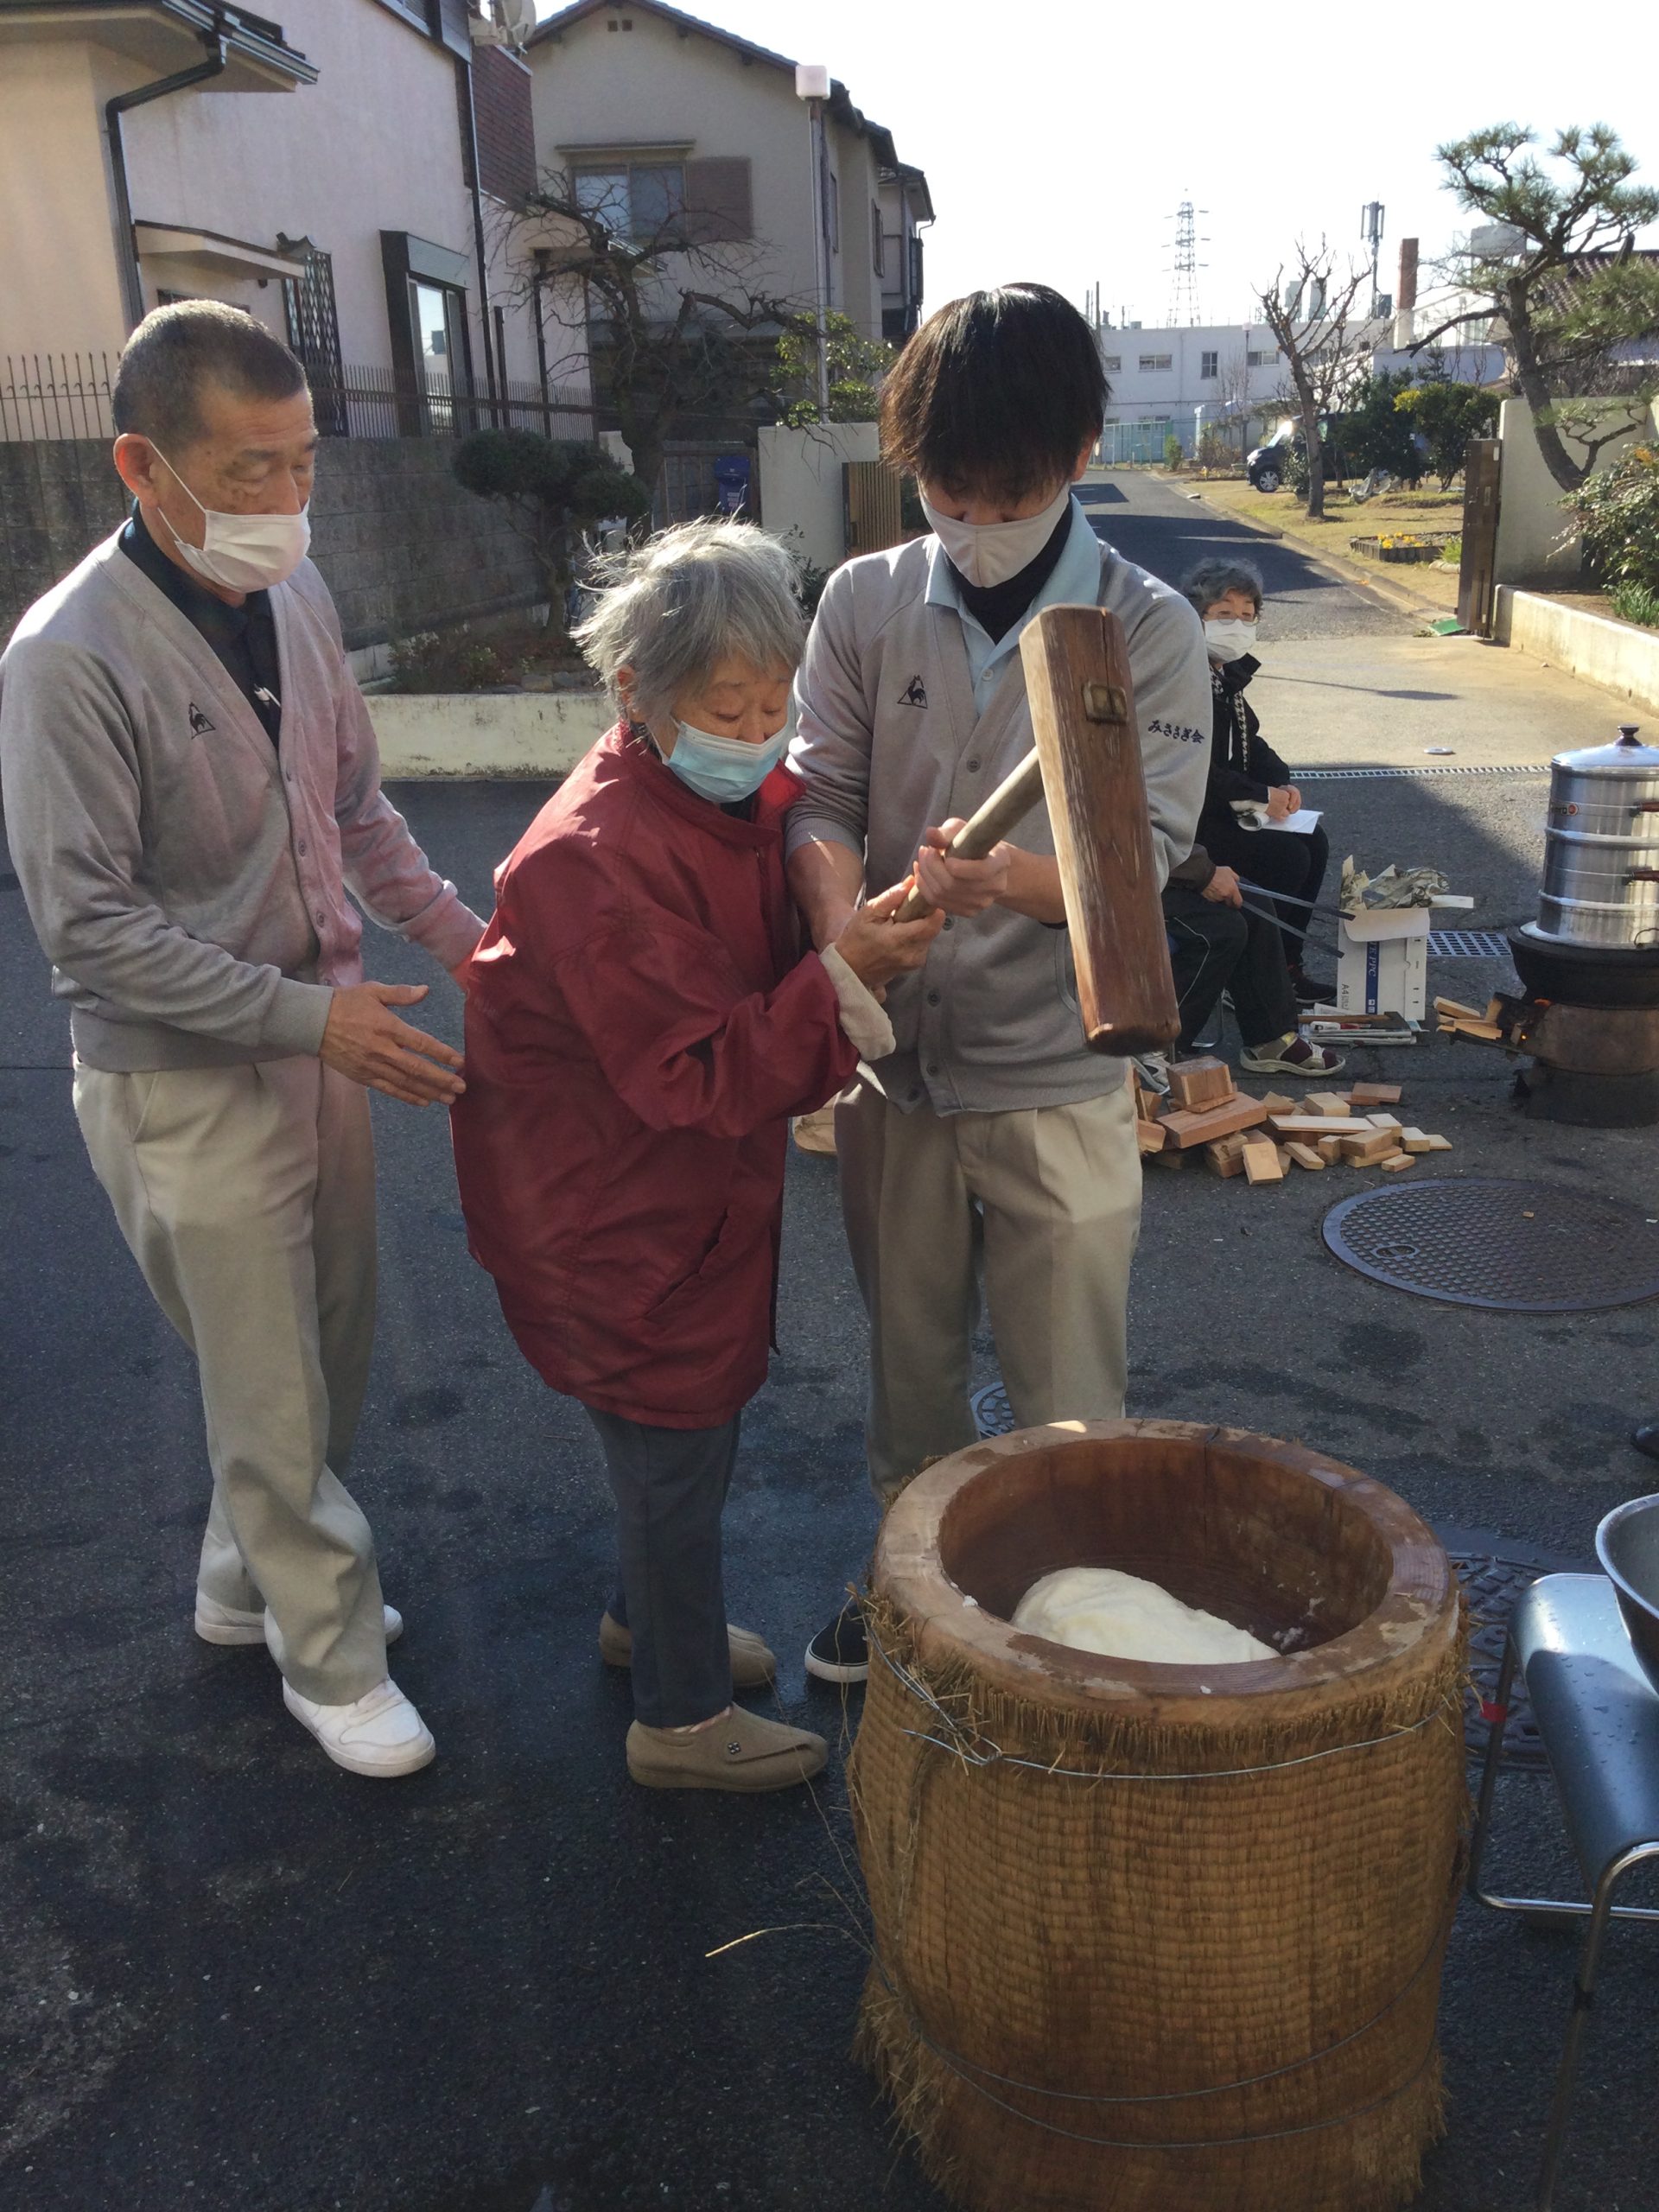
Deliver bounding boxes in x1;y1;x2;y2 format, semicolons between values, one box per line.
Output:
1596;1492;1659;1695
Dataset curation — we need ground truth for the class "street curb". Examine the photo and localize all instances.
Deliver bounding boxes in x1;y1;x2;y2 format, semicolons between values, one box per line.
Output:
1185;489;1451;624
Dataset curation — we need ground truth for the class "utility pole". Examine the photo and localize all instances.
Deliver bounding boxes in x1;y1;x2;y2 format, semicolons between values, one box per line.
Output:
796;64;832;423
1361;201;1386;319
1166;197;1208;326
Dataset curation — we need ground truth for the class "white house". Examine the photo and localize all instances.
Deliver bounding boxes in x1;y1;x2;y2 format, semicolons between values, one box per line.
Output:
522;0;932;357
1096;319;1288;449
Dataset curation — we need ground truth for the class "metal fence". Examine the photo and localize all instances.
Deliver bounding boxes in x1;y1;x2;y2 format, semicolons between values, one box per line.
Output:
1096;419;1184;467
1;353;595;444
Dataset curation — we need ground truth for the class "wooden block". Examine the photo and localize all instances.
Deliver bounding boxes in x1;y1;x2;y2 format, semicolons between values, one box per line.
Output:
1204;1136;1246;1178
1315;1135;1344;1164
1404;1132;1452;1154
1364;1113;1403;1134
1443;1019;1503;1042
1274;1145;1294;1172
1304;1091;1351;1118
1484;998;1505;1025
1348;1082;1402;1106
1258;1091;1298;1116
1340;1127;1398;1164
1433;995;1486;1021
1267;1114;1364;1137
1285;1141;1326;1171
1136;1119;1169;1156
1242;1141;1285;1185
1379;1151;1414;1172
1159;1094;1269;1149
1166;1056;1235;1110
1147;1142;1188;1168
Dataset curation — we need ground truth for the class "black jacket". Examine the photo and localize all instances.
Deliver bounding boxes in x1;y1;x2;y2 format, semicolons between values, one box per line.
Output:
1197;656;1290;842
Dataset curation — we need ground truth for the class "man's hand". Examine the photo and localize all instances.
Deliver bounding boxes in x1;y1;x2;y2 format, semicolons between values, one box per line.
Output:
913;821;1013;917
1203;865;1244;908
832;880;945;994
320;982;466;1107
1266;785;1298;823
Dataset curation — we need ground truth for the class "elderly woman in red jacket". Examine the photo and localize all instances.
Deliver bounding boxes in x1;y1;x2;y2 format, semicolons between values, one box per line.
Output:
451;520;940;1794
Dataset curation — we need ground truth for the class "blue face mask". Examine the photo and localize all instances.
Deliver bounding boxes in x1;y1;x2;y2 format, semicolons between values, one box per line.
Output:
662;718;787;804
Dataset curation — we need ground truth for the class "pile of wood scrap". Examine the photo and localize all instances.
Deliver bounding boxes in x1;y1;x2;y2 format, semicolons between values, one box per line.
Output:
1434;994;1529;1047
1134;1060;1453;1185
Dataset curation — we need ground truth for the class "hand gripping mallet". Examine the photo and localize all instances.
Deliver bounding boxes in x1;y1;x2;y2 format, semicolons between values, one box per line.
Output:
893;604;1179;1057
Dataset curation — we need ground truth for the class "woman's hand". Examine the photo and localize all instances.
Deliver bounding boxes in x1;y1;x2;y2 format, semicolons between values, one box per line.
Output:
912;821;1012;916
1266;785;1299;823
832;880;945;995
1202;865;1243;907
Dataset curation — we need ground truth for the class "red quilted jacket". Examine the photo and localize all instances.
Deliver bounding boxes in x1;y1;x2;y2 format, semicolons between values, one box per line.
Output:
450;724;857;1427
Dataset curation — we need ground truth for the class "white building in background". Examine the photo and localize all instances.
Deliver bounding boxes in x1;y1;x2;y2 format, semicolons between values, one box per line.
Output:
1096;319;1287;448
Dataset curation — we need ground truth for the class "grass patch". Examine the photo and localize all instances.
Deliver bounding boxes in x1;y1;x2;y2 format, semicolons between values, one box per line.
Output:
1611;580;1659;631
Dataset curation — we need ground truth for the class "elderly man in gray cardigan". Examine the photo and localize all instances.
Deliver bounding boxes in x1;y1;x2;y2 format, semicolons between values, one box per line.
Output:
0;303;485;1777
787;287;1211;1684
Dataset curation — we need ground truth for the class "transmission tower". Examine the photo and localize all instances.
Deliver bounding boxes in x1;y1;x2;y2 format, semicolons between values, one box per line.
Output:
1166;197;1209;325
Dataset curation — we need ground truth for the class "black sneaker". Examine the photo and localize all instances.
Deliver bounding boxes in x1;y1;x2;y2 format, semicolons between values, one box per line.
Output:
1288;969;1332;1009
804;1600;869;1684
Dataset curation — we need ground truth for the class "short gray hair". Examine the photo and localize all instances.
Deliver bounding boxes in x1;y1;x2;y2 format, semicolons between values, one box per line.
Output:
1180;557;1265;618
112;300;308;452
573;518;805;725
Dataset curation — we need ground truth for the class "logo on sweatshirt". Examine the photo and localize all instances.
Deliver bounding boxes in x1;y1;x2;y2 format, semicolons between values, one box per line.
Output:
1148;716;1205;745
188;703;216;736
897;675;929;708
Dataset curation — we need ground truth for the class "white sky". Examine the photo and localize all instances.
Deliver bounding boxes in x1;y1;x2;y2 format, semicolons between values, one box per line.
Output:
535;0;1657;330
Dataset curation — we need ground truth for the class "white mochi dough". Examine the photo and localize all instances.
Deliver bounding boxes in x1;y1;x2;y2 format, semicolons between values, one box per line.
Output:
1011;1567;1277;1665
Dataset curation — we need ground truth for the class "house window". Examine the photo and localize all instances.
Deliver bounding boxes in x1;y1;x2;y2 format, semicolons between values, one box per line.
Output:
1138;353;1173;372
1101;354;1122;372
410;279;471;426
872;200;884;276
1200;349;1219;378
283;243;346;435
1247;348;1279;367
574;162;684;244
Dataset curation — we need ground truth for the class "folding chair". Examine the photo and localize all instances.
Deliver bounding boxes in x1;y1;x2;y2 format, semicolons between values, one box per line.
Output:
1467;1573;1659;2210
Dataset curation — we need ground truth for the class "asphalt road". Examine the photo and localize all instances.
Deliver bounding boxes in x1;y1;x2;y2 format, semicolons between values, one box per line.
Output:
3;481;1657;2211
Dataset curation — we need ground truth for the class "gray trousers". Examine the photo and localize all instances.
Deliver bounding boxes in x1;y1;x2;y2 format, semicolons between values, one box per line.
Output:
73;1058;389;1705
836;1077;1142;1503
586;1408;740;1729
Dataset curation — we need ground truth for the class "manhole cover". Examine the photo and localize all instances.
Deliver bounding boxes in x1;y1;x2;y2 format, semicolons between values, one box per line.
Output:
1322;1177;1659;1313
971;1381;1014;1437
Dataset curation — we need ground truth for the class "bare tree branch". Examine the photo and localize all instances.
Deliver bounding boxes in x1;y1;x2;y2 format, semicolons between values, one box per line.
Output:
1255;242;1370;518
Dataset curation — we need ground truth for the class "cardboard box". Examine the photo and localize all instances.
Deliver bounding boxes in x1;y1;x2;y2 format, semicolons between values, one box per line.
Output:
1337;906;1429;1022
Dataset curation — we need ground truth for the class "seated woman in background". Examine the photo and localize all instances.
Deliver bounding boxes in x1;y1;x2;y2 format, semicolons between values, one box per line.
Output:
450;521;940;1795
1180;558;1331;1013
1160;842;1342;1078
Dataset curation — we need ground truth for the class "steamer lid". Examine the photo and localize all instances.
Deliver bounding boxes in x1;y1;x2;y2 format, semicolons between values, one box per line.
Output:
1552;724;1659;774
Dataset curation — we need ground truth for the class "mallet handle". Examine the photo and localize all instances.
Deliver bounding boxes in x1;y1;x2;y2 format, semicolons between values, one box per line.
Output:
893;749;1046;924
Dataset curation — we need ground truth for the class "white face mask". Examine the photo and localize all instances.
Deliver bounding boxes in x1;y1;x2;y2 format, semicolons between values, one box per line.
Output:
920;480;1072;588
149;442;311;592
1204;618;1257;664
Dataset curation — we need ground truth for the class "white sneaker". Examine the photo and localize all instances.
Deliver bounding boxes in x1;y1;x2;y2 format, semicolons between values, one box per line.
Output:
282;1677;435;1777
1130;1050;1170;1095
194;1595;404;1648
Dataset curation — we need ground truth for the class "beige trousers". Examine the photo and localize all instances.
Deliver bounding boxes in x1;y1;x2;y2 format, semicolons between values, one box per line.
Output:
73;1057;388;1703
835;1078;1141;1503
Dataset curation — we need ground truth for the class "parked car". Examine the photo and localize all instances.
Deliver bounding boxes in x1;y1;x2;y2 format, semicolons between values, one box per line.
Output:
1247;416;1358;492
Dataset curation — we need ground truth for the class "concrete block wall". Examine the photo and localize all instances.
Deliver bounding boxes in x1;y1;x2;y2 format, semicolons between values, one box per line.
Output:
0;436;544;652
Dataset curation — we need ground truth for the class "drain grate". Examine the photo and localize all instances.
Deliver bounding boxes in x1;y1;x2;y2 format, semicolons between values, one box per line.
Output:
1323;1176;1659;1313
1298;764;1550;780
1428;929;1512;958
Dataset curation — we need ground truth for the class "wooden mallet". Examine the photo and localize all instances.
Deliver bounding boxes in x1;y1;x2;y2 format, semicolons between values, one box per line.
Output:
893;604;1179;1057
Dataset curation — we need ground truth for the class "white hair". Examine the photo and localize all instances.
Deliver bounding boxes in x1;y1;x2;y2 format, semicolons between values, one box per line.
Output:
573;518;805;725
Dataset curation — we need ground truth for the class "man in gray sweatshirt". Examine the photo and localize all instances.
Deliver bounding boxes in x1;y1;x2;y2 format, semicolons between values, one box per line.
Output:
787;286;1211;1683
0;303;485;1777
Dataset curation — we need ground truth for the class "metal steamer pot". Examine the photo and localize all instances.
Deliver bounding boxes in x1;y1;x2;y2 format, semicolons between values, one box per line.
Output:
1529;726;1659;949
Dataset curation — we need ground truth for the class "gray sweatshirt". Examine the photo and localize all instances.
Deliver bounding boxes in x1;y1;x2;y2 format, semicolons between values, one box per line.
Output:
0;531;484;1071
787;525;1211;1113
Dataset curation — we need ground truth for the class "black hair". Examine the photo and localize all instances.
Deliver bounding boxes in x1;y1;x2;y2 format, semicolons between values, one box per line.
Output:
879;283;1109;503
111;300;308;451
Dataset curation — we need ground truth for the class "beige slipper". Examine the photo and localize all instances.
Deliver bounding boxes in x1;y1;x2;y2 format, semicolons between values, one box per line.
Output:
598;1611;776;1688
626;1706;827;1793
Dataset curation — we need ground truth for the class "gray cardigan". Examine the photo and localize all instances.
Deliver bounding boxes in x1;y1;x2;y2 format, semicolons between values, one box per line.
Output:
0;531;484;1071
787;531;1211;1113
